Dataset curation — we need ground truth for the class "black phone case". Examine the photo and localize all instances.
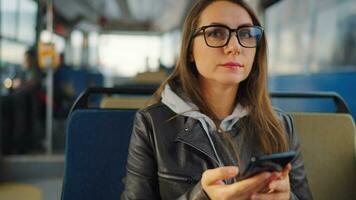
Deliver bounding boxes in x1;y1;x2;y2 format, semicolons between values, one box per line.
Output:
240;151;297;180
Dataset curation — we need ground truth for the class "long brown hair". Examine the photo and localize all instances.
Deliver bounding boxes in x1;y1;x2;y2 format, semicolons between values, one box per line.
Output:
153;0;288;154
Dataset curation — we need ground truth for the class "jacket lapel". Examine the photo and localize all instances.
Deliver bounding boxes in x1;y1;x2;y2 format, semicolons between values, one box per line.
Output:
174;118;220;166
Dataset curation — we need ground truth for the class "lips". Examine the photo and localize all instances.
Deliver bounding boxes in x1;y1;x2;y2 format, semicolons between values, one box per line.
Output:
221;62;243;69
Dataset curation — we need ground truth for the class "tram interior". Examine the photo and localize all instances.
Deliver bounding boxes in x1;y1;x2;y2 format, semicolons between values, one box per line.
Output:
0;0;355;199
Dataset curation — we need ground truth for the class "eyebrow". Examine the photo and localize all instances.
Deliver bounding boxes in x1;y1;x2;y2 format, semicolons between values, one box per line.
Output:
208;22;254;28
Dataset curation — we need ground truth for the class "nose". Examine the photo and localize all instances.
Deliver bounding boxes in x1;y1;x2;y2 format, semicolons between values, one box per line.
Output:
224;33;242;55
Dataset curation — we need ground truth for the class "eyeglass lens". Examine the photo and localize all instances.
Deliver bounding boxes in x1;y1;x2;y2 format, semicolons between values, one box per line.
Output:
204;26;262;48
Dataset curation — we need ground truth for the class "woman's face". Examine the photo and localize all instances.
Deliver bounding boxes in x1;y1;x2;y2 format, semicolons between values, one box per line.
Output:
192;1;256;87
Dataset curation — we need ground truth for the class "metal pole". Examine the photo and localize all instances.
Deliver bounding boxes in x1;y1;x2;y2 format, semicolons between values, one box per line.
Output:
0;6;3;156
0;93;2;157
45;66;53;155
45;0;54;155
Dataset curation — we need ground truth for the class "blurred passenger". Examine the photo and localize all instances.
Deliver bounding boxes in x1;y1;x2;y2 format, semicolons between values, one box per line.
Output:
123;0;312;200
53;53;75;118
1;47;45;154
12;48;42;92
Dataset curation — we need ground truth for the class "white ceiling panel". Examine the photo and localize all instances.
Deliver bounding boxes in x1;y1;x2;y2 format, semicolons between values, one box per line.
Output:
52;0;194;33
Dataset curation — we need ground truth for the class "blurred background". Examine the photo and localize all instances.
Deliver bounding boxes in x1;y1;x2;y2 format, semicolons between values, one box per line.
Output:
0;0;355;199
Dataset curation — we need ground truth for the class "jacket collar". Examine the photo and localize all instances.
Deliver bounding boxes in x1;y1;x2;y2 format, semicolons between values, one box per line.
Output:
174;117;220;166
162;84;249;166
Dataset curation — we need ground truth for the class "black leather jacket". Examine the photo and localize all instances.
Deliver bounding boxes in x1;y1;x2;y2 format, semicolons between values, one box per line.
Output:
123;102;313;200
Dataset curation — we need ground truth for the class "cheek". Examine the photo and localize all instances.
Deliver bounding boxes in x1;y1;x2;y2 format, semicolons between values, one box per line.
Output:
194;60;209;78
244;49;257;70
192;40;215;72
192;39;208;61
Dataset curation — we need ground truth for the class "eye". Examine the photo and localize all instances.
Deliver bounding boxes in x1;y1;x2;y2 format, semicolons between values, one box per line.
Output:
205;27;228;39
238;27;263;41
239;29;253;39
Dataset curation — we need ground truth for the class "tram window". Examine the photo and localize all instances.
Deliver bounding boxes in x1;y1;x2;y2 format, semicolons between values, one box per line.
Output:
312;0;356;71
71;30;84;67
0;0;18;38
17;0;37;44
98;34;161;77
266;0;356;75
0;40;27;65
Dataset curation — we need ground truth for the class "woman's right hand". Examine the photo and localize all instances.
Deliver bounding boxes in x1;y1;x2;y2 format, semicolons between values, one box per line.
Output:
201;166;278;200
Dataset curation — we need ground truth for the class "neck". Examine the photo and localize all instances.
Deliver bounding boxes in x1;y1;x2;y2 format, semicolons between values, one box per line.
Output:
200;81;239;120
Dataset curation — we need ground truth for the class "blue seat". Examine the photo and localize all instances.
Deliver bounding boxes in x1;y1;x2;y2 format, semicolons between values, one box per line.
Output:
61;86;156;200
61;109;137;200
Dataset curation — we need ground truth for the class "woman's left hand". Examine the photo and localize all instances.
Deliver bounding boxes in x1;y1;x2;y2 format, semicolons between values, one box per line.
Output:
250;163;292;200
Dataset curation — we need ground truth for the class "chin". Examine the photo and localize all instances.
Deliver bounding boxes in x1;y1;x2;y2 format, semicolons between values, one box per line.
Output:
217;75;247;85
216;79;243;86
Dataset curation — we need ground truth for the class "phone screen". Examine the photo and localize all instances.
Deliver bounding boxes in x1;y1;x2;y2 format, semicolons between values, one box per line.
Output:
240;151;297;180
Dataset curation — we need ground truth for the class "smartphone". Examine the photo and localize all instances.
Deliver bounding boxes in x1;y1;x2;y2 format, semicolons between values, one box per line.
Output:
240;151;297;180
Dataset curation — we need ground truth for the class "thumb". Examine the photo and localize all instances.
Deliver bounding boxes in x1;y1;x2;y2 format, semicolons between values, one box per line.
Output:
202;166;239;186
281;163;292;178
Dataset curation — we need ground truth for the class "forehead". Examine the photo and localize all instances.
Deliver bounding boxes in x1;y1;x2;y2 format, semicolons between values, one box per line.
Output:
198;1;253;27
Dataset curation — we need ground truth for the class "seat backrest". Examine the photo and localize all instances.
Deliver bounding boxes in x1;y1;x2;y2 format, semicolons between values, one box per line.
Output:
291;112;356;199
100;96;149;109
61;109;137;200
0;183;42;200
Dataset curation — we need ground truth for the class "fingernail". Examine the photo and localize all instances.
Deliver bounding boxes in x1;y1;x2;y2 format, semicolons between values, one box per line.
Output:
251;194;258;200
217;180;224;185
228;167;237;175
273;171;280;176
269;182;275;188
264;172;272;178
272;172;281;178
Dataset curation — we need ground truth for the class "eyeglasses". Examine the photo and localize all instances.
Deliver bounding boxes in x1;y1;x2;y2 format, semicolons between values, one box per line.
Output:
192;24;264;48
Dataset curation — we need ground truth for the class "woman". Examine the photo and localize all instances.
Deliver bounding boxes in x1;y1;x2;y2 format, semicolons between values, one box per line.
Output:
123;0;312;199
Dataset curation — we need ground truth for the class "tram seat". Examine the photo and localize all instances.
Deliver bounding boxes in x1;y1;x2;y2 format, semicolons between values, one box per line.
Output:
290;112;356;200
62;89;356;200
0;183;42;200
61;109;136;200
100;96;149;109
61;87;155;200
271;92;356;199
54;67;104;98
133;70;168;84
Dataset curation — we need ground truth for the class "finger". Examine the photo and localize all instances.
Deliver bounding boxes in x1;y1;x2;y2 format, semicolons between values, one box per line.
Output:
269;177;290;192
251;192;290;200
269;171;282;181
229;172;272;196
259;172;282;193
281;163;292;177
202;166;239;186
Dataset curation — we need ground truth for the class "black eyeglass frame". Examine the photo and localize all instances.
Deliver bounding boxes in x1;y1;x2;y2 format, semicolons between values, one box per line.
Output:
191;24;264;48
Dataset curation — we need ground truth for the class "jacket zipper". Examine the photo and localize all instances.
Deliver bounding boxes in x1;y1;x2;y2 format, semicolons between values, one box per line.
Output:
176;137;220;166
157;172;195;184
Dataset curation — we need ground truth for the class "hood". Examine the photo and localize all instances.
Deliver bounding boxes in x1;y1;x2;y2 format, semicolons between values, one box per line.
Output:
161;84;249;132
